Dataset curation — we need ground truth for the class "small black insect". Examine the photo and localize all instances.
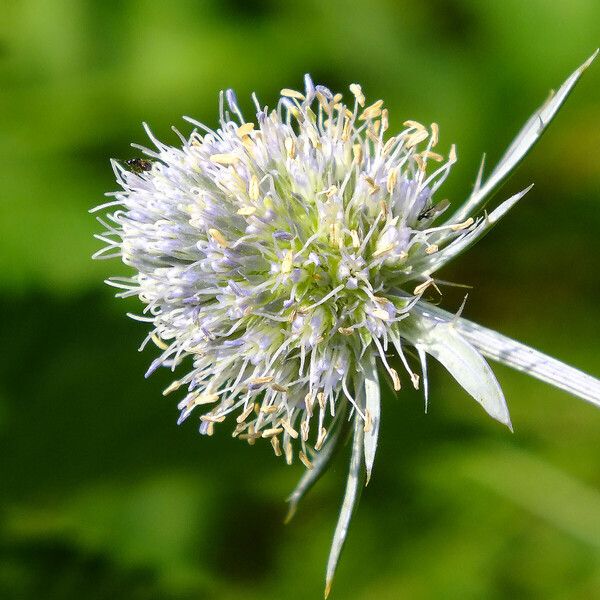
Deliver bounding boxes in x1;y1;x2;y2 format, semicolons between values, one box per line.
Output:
125;158;153;173
418;198;450;221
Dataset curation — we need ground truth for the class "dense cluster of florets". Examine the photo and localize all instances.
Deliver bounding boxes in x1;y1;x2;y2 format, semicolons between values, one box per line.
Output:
94;76;478;466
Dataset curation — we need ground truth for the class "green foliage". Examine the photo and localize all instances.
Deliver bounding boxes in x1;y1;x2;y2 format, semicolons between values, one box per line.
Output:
1;1;600;598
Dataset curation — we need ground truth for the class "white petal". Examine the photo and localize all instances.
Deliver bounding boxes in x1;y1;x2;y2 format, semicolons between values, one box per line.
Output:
361;353;380;485
451;50;598;223
414;301;600;408
324;415;364;599
402;315;512;428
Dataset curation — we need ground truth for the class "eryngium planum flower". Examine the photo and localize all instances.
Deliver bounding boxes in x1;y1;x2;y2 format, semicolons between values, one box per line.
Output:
94;51;599;596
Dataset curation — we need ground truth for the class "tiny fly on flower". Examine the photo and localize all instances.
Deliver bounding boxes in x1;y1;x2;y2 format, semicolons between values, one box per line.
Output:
125;158;153;173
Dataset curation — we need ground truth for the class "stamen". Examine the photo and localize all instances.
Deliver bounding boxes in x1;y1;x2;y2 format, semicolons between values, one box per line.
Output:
360;99;384;121
349;83;365;107
451;217;475;231
236;122;254;137
262;427;284;438
210;153;239;165
315;427;327;450
430;122;439;146
271;435;282;456
237;206;256;216
208;228;229;248
280;419;299;439
281;88;305;100
299;451;314;469
390;368;401;391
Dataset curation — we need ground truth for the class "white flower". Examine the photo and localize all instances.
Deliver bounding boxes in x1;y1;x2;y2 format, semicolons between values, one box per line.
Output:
93;50;599;596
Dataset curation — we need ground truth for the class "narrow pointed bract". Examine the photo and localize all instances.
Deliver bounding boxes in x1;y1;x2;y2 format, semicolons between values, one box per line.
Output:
325;414;364;599
94;51;599;595
403;314;512;428
362;352;380;485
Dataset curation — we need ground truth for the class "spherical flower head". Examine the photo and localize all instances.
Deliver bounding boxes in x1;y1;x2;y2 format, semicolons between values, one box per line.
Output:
97;76;465;462
94;53;600;596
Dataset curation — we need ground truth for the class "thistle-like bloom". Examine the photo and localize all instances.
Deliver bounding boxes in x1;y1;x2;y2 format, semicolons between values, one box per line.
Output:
94;51;599;596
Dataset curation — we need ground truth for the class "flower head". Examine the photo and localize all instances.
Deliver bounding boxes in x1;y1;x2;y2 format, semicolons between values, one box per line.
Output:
94;51;599;596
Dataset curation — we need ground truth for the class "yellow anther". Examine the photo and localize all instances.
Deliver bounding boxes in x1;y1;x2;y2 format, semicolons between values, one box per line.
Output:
381;108;389;132
390;368;401;391
338;327;354;336
425;244;439;254
413;279;434;295
364;175;380;195
248;175;259;200
342;117;352;141
299;451;313;469
236;404;255;424
387;167;399;194
403;119;426;130
304;393;314;416
281;88;305;100
237;206;256;216
281;250;293;274
449;144;457;162
379;200;388;218
210;153;238;165
349;83;365;106
151;333;169;350
451;217;475;231
352;143;363;163
413;153;426;171
284;440;293;465
261;427;284;438
372;308;390;321
208;228;228;248
236;122;255;137
200;414;226;423
284;137;296;159
271;435;282;456
422;150;444;162
307;127;320;148
315;427;327;451
280;419;299;439
404;129;429;148
359;99;384;121
249;376;274;385
372;243;395;258
317;392;326;409
383;136;397;155
430;122;439;147
232;422;248;437
411;373;420;390
301;420;310;442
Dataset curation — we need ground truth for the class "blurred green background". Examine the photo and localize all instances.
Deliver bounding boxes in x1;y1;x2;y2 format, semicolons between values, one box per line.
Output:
1;1;600;598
